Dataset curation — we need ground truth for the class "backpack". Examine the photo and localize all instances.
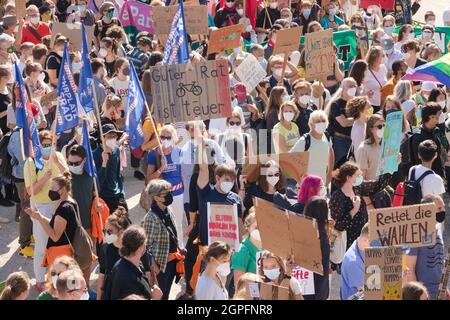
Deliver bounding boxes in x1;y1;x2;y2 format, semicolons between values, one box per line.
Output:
399;131;416;169
402;166;434;205
0;130;17;183
303;132;331;151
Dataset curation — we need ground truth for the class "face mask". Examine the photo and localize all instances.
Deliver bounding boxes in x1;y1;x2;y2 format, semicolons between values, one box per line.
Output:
246;25;252;33
162;139;173;148
220;181;234;193
105;11;114;20
56;50;64;57
347;87;357;97
79;4;86;12
38;72;46;82
384;26;394;35
250;229;261;241
283;111;294;122
269;2;278;9
14;25;19;33
353;22;361;27
353;175;363;187
163;192;173;206
303;8;311;18
298;95;310;105
329;8;337;16
439;112;446;124
73;62;82;72
427;20;435;26
104;233;118;244
69;164;84;175
42;146;51;157
105;139;118;150
52;275;58;289
233;47;243;55
438;101;446;109
98;48;108;58
376;128;384;139
263;268;281;280
30;17;40;25
315;122;327;134
422;32;432;39
408;33;415;40
319;186;327;197
237;8;244;15
51;7;56;15
79;291;90;301
436;211;446;223
122;67;131;76
266;175;279;186
216;262;231;277
386;48;394;55
225;1;234;8
229;124;241;133
272;68;282;78
48;190;61;201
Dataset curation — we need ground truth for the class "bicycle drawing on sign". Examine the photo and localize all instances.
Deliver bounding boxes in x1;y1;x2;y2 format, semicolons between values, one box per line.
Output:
176;81;203;97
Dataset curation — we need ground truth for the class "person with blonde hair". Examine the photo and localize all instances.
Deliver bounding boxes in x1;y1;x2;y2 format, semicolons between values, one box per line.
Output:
0;272;30;300
272;101;300;154
363;46;388;113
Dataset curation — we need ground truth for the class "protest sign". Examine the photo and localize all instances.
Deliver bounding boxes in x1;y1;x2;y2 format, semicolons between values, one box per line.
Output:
153;5;208;35
119;0;153;45
50;23;94;52
245;281;290;300
254;198;323;275
395;26;450;55
234;54;267;92
207;203;239;251
353;26;369;54
273;27;302;55
242;152;309;183
364;246;403;300
376;111;403;176
15;0;27;17
368;203;436;248
304;29;335;81
290;266;315;295
150;59;232;124
208;24;244;54
360;0;395;9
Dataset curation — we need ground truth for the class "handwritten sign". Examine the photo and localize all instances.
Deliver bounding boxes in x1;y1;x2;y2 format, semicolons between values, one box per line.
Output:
234;54;267;92
208;24;244;54
368;203;436;248
15;0;27;17
255;198;323;275
273;27;302;55
376;111;403;176
153;5;208;35
207;203;239;251
353;26;369;53
245;281;290;300
50;23;94;52
150;59;232;124
364;246;403;300
290;266;315;295
304;29;334;81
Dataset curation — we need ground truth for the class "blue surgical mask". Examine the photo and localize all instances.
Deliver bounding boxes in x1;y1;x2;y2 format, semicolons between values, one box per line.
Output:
105;11;114;20
73;62;82;72
42;146;51;157
303;8;311;18
353;175;363;187
78;4;86;12
329;8;337;16
384;26;394;35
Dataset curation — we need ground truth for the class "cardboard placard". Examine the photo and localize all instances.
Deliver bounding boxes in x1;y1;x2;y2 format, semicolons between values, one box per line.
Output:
152;5;208;35
290;266;315;295
255;198;323;275
207;203;240;251
15;0;27;18
208;24;244;54
304;29;334;81
353;26;369;52
234;54;267;93
368;203;436;248
245;281;290;300
150;59;232;124
273;27;302;55
364;246;403;300
50;23;95;52
242;152;309;183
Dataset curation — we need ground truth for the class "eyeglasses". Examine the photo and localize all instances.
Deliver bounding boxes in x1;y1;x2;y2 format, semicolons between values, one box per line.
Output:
159;136;172;140
267;173;280;177
68;161;82;166
229;121;241;126
374;124;384;129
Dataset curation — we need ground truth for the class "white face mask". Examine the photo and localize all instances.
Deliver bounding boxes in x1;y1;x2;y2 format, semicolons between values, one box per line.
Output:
56;50;64;57
269;2;278;9
408;33;415;40
30;17;40;25
237;8;244;16
427;20;435;26
386;48;394;55
315;122;327;134
229;124;241;133
384;26;394;35
250;229;261;241
216;262;231;277
104;233;118;244
347;87;357;97
233;46;243;55
52;275;58;289
162;139;173;148
439;112;446;124
272;68;282;78
263;268;281;280
79;291;90;301
283;111;294;122
376;128;384;139
38;72;45;82
319;186;327;197
225;1;234;8
105;139;118;150
298;95;311;105
220;181;234;193
266;175;279;186
329;8;337;16
353;175;363;186
246;24;253;33
98;48;108;58
438;101;446;109
69;164;84;175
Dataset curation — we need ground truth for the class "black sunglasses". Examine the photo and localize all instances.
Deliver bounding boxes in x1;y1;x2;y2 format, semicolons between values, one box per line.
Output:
160;136;172;140
267;173;280;177
229;121;241;126
68;161;82;166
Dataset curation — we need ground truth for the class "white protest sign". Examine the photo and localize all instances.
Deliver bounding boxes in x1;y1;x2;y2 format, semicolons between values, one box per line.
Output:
291;266;315;295
234;54;267;92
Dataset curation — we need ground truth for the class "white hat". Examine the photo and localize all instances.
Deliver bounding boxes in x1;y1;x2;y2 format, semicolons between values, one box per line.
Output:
421;81;438;92
402;100;416;115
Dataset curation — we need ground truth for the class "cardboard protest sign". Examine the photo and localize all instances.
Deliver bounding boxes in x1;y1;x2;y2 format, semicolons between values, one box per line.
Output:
234;54;267;92
245;281;290;300
152;5;208;35
150;59;232;124
255;198;323;275
207;203;240;251
290;266;315;295
242;152;309;183
360;0;395;9
376;111;403;176
368;203;436;248
50;23;94;52
364;246;403;300
304;29;334;81
15;0;27;17
353;26;369;53
208;24;244;54
273;27;302;55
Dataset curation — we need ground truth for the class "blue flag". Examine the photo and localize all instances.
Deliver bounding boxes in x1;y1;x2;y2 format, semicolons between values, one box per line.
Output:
56;44;79;135
81;120;97;177
162;0;189;65
124;63;145;149
14;63;44;170
78;23;94;113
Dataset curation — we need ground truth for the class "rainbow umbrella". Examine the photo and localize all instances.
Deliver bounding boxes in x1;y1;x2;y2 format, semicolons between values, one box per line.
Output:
402;53;450;86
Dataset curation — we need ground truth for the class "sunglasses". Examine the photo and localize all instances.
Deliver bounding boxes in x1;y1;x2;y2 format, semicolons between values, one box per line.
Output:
226;0;235;2
160;136;172;140
229;121;241;126
267;173;280;177
374;124;384;129
68;161;82;166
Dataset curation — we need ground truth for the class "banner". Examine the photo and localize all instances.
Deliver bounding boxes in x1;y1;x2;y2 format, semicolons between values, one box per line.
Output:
50;23;95;52
368;203;436;248
78;23;94;114
150;59;232;124
394;26;450;55
364;246;403;300
153;5;208;35
255;198;323;275
119;0;153;45
304;29;334;81
245;281;290;300
290;266;315;295
208;24;244;54
234;54;267;92
207;203;240;251
376;111;403;176
273;27;302;55
360;0;395;9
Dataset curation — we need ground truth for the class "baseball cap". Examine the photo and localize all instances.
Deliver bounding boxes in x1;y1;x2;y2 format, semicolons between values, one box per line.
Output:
100;2;115;13
421;81;438;92
234;82;247;104
401;100;416;115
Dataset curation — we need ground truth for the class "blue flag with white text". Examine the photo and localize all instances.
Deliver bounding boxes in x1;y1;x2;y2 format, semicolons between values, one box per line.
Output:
162;0;189;65
124;63;145;150
82;120;97;177
78;23;94;113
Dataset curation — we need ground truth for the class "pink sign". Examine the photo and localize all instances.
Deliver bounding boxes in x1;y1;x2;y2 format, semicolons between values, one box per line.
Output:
119;0;154;34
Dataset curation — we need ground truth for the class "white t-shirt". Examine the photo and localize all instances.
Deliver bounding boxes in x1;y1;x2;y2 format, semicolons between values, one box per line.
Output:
195;275;229;300
108;77;130;105
363;66;388;107
351;120;366;152
289;277;303;296
408;165;445;197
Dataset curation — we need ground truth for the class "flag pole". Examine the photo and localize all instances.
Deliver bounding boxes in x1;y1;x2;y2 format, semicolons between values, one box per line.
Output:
91;81;106;149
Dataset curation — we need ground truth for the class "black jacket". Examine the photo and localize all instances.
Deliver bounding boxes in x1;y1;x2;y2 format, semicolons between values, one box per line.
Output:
411;126;445;178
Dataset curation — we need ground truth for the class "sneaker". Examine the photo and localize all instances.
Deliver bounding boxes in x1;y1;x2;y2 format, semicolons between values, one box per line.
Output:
0;216;10;224
19;246;34;258
0;198;15;207
134;170;145;181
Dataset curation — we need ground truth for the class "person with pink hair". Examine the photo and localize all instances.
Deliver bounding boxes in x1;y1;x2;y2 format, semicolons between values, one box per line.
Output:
291;175;326;214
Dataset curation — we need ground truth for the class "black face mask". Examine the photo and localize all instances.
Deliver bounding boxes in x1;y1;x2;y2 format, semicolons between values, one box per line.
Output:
122;67;131;76
436;211;446;223
48;190;61;201
163;193;173;206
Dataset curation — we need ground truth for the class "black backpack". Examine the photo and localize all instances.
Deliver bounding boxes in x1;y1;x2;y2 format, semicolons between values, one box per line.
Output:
303;132;331;151
399;131;416;170
403;166;434;205
0;130;16;183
